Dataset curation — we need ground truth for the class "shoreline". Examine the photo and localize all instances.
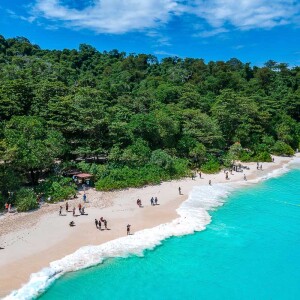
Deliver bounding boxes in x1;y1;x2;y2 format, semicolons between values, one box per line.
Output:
0;156;296;298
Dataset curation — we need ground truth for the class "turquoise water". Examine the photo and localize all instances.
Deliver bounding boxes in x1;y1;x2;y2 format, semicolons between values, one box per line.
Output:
39;167;300;300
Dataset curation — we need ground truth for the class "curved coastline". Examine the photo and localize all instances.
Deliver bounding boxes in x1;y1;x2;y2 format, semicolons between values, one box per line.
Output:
2;155;299;300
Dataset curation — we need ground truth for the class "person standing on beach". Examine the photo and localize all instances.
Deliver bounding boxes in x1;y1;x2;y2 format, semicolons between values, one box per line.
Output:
95;219;98;228
83;193;87;203
66;201;69;212
209;180;212;185
73;207;75;216
257;162;259;170
178;187;181;195
244;174;247;181
155;197;158;205
104;219;107;229
98;218;102;230
199;171;202;179
260;164;263;170
59;205;62;216
151;197;154;206
127;224;131;235
78;203;82;214
225;172;229;180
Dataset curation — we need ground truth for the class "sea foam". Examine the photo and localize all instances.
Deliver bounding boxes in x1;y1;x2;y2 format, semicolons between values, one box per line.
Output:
4;158;298;300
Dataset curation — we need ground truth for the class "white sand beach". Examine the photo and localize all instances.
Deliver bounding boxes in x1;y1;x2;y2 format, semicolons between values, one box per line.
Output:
0;156;294;298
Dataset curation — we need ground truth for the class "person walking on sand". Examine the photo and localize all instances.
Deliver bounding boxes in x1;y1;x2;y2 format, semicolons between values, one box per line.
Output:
73;207;75;216
199;171;202;179
98;218;102;230
78;203;82;214
257;162;259;170
66;201;69;212
260;164;263;170
155;197;158;205
127;224;131;235
95;219;98;228
178;187;181;195
151;197;154;206
83;193;87;203
225;172;229;180
104;219;107;230
59;205;62;216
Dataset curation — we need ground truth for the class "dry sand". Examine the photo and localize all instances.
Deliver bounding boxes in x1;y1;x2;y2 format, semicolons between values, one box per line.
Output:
0;156;294;297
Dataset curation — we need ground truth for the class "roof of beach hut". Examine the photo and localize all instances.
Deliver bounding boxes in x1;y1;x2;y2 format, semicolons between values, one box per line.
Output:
76;173;93;179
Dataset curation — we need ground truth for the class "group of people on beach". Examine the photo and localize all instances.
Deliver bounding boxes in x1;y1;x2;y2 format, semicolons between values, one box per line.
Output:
150;197;158;206
59;201;86;216
192;171;202;180
257;162;263;170
94;217;108;230
136;197;159;207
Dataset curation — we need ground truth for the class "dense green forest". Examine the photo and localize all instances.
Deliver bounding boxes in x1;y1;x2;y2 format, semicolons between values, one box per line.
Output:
0;36;299;210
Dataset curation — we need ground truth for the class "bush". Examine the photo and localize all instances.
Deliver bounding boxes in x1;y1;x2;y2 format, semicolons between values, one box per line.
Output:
239;150;253;162
95;165;162;191
95;158;189;191
201;158;221;174
272;141;295;156
253;151;272;162
150;149;174;171
16;188;38;212
37;176;77;202
0;194;5;211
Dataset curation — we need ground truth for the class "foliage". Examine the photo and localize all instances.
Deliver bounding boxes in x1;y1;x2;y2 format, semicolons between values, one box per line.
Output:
239;150;253;162
2;116;65;184
95;159;189;191
0;165;23;196
272;141;295;156
223;142;244;167
15;188;38;212
189;143;206;166
0;193;4;211
253;151;272;162
201;157;221;174
37;176;77;203
0;35;299;192
150;149;174;171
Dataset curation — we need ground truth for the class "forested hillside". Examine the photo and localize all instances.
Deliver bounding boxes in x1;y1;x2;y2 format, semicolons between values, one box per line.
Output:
0;36;299;208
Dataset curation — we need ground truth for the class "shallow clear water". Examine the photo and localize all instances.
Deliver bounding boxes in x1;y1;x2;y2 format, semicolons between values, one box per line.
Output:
39;167;300;300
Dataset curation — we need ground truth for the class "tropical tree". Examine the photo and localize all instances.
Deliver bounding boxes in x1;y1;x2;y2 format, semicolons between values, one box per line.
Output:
3;116;65;184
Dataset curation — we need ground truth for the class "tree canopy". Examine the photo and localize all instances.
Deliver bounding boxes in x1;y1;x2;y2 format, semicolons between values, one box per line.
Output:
0;35;299;203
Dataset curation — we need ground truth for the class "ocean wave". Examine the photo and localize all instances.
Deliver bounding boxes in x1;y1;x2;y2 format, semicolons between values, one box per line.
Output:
4;158;298;300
